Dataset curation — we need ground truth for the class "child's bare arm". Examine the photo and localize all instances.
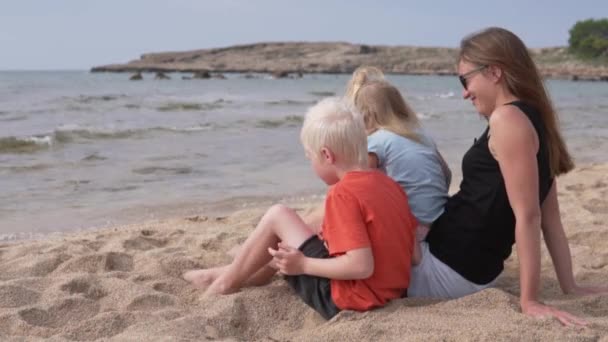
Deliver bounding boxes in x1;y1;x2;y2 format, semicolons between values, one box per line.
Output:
269;242;373;280
368;152;379;169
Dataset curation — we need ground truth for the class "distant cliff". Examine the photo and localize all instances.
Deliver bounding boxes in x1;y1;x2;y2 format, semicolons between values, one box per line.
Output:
91;42;608;80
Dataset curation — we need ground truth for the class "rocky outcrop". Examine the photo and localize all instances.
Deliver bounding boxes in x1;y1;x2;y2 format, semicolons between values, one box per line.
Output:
91;42;608;80
154;72;170;80
129;72;143;81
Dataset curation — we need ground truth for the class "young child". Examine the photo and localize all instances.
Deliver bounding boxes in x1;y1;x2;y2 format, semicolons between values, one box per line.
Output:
184;98;416;319
353;80;451;264
344;65;386;103
301;65;387;231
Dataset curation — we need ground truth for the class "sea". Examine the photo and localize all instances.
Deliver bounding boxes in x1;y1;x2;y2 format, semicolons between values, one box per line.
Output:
1;71;607;239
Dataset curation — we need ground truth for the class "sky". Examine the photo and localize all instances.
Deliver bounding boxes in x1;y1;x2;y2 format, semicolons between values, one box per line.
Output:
1;0;606;70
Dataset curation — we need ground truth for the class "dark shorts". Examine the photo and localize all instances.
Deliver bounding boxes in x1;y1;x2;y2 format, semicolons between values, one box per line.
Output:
284;235;340;319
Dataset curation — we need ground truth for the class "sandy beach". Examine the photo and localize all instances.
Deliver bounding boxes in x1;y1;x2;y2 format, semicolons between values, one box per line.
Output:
0;163;607;341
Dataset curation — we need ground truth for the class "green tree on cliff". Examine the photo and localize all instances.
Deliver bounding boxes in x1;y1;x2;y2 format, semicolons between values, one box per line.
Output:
569;18;608;58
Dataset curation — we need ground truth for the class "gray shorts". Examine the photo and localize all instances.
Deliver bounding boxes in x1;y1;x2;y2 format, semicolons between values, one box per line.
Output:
408;242;496;299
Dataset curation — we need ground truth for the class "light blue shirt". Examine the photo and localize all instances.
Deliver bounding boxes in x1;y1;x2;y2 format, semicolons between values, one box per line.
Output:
368;128;449;224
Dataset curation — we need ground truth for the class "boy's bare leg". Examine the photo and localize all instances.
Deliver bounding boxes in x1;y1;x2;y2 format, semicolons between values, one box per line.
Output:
203;204;314;296
184;266;225;288
302;203;324;235
225;203;324;259
184;263;277;289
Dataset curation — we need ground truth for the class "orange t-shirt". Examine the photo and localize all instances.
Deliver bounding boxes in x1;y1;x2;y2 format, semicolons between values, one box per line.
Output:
322;170;416;311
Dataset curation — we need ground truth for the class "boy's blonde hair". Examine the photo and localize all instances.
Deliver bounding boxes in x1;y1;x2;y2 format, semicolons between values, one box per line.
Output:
344;66;385;102
354;80;422;144
300;98;368;167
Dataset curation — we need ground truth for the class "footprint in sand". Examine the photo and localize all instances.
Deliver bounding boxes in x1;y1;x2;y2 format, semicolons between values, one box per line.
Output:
594;180;607;189
126;293;176;311
199;232;230;251
152;281;183;296
581;296;608;317
569;230;608;250
159;256;201;278
57;252;134;273
0;285;40;308
582;198;608;214
83;240;105;252
565;183;586;192
582;253;608;270
140;229;156;236
0;253;71;278
18;297;100;328
28;253;72;277
62;312;133;341
123;236;168;251
60;277;108;299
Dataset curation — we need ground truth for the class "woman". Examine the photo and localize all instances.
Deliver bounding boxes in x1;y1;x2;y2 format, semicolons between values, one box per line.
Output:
410;27;608;326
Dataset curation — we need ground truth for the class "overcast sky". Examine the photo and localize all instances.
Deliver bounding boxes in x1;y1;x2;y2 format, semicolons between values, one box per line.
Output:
1;0;606;70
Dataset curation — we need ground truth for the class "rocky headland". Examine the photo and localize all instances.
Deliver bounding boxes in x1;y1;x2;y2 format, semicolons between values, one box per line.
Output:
91;42;608;81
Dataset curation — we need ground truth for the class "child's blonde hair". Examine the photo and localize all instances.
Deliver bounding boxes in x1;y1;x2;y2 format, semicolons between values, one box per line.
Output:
344;66;385;102
354;80;422;143
300;98;368;167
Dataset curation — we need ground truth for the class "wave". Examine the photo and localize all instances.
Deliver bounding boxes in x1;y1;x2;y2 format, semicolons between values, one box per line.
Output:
308;91;336;97
0;163;53;173
81;153;108;162
437;91;455;99
265;99;316;106
0;114;28;122
156;99;227;112
131;166;193;175
414;91;457;101
255;115;303;128
55;124;217;142
64;94;128;104
102;185;139;192
417;112;434;120
0;124;218;154
0;136;52;154
54;126;145;143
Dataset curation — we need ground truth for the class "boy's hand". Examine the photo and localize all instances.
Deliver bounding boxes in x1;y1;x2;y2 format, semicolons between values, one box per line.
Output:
268;242;306;275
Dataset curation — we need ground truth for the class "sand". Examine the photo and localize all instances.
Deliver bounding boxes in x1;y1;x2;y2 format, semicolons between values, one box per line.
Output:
0;163;607;341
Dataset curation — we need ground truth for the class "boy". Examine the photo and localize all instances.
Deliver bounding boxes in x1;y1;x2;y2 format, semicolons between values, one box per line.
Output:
184;98;416;319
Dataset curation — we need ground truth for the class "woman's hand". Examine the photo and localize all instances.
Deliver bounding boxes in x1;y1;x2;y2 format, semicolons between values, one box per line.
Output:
522;300;587;327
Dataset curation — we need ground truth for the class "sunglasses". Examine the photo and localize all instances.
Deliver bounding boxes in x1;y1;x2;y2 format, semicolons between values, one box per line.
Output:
458;65;488;90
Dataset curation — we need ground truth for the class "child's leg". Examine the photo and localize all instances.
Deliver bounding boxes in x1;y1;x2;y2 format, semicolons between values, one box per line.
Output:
184;263;278;289
204;204;315;296
225;203;324;259
302;203;325;235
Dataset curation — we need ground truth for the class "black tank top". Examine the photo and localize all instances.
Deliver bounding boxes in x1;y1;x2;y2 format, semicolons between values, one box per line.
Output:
426;101;553;284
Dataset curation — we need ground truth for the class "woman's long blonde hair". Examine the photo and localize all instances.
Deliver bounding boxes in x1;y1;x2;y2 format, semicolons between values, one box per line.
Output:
354;80;422;143
460;27;574;176
344;66;385;102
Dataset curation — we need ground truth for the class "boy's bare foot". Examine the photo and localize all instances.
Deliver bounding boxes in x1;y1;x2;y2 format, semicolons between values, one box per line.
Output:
183;268;223;289
203;276;239;297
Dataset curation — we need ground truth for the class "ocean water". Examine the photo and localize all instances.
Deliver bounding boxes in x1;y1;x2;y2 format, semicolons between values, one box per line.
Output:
1;71;607;239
